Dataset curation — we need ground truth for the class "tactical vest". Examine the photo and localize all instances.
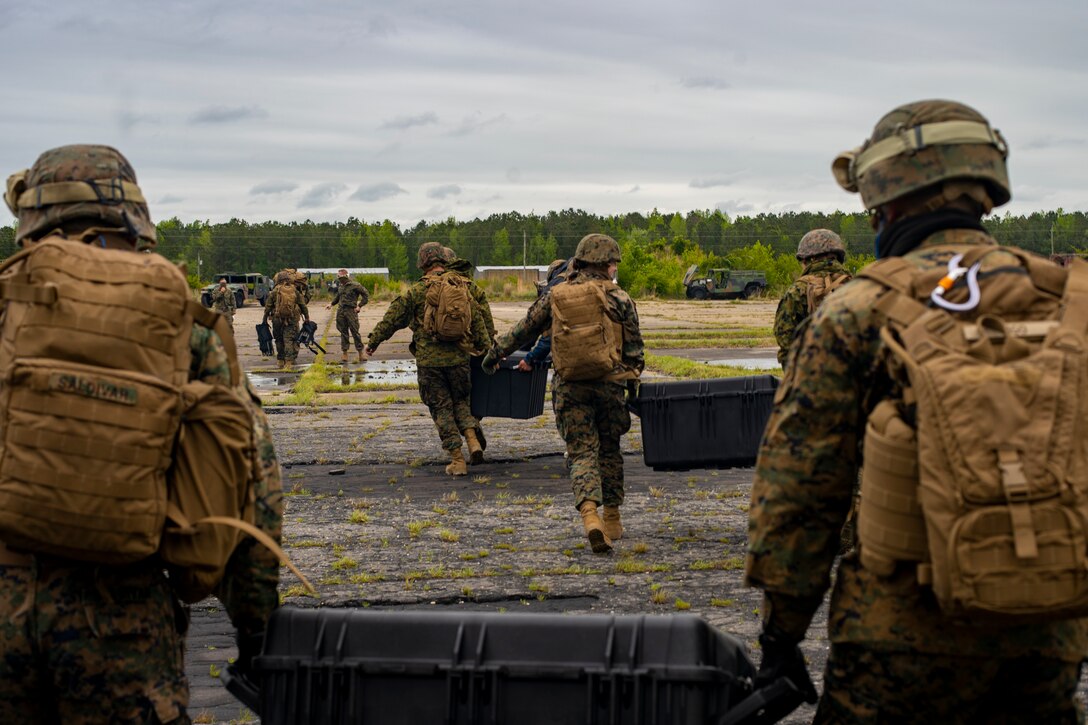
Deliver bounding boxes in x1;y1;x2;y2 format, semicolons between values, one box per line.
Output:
856;245;1088;621
0;237;309;601
549;279;633;382
799;272;851;314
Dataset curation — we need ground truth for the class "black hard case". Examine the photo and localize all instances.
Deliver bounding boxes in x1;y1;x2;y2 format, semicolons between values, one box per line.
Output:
470;350;549;419
255;609;755;725
634;375;778;471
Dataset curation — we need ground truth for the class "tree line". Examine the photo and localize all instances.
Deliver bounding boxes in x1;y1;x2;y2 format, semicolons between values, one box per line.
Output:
0;208;1084;291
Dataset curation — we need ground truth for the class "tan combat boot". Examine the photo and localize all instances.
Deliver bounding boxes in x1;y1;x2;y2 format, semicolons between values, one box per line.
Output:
601;506;623;541
578;501;612;554
277;359;286;370
356;350;365;364
445;448;468;476
463;428;484;464
341;351;349;363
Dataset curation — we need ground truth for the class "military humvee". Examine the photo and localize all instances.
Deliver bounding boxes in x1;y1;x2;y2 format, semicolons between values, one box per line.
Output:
683;265;767;300
200;272;272;307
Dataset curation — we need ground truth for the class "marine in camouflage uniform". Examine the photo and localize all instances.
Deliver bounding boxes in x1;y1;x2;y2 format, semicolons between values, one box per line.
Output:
210;278;237;331
262;272;310;369
485;236;643;554
366;243;491;476
773;229;851;368
0;145;283;725
328;269;368;362
746;102;1088;723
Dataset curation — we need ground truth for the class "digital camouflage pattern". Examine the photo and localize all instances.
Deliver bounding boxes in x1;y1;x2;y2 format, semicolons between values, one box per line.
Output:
331;277;369;352
493;267;643;508
417;241;451;271
0;323;282;724
796;228;846;261
367;270;491;367
573;233;621;264
263;283;309;364
6;145;157;248
814;644;1082;724
447;257;497;339
833;100;1010;211
747;229;1088;662
773;256;852;367
416;364;476;451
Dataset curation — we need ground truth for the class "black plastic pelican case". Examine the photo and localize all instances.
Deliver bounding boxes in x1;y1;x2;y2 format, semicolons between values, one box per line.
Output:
470;350;549;419
254;609;755;725
634;375;778;471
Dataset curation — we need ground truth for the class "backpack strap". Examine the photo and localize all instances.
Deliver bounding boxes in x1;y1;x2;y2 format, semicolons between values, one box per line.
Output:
166;502;315;595
188;300;241;387
861;258;968;357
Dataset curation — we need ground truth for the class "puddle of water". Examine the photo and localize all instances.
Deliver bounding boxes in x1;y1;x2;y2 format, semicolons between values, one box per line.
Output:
702;358;779;370
247;364;309;390
328;359;418;386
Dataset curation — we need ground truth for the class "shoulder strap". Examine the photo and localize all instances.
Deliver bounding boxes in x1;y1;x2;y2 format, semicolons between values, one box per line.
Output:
188;300;241;387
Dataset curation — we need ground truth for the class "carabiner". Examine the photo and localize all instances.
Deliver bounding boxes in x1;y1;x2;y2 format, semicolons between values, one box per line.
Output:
930;253;982;312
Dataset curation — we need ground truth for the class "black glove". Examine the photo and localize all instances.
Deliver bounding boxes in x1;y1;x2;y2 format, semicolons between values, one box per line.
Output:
481;349;501;374
755;626;818;704
223;631;264;714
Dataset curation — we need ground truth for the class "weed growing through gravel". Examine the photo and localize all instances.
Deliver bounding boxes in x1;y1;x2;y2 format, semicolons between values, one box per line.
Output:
674;598;692;611
690;557;745;571
286;482;312;496
349;573;385;584
348;510;369;524
649;486;665;498
473;475;492;485
631;542;649;554
493;526;515;535
438;529;460;543
331;556;358;571
710;598;735;607
432;505;448;515
650;589;669;604
441;491;459;503
407;520;437;537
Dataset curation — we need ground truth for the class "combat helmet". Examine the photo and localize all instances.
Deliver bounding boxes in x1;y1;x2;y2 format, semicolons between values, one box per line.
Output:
832;100;1010;213
417;241;449;270
573;234;621;265
796;229;846;262
5;144;157;248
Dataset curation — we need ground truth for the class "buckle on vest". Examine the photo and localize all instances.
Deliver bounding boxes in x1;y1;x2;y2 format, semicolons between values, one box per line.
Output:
997;449;1030;501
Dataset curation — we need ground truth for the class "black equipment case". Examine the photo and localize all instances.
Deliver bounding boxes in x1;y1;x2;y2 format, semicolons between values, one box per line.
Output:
634;375;778;471
254;608;756;725
255;322;274;357
470;350;549;419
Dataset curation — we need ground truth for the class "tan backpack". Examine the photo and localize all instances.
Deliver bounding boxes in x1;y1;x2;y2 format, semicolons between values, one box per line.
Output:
856;246;1088;621
798;271;851;315
273;281;298;318
423;272;473;342
550;279;635;382
0;237;310;600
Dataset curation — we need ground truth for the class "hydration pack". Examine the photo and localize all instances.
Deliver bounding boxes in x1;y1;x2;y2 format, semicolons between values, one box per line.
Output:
423;272;473;342
798;272;852;315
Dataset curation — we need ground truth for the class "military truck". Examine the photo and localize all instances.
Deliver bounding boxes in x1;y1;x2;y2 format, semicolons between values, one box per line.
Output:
683;265;767;300
200;272;273;307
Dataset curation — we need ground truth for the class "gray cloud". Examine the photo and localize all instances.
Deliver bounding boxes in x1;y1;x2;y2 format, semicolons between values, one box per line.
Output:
158;195;184;204
379;112;438;131
627;185;641;193
506;168;523;183
680;77;730;90
117;111;159;134
250;180;299;195
1021;135;1087;151
189;105;270;125
368;15;397;37
351;182;407;202
428;184;462;199
298;183;347;208
690;178;735;189
716;200;755;215
450;113;508;137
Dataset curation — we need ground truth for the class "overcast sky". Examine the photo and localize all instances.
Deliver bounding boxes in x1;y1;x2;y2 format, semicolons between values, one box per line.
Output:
1;0;1085;228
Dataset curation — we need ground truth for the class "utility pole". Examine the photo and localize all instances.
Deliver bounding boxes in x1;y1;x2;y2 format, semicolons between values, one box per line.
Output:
522;230;527;269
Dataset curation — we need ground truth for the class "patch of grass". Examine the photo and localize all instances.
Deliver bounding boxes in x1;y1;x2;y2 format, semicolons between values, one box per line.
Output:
348;509;369;524
280;584;317;601
528;582;550;594
209;663;221;678
286;481;312;496
438;529;460;543
432;505;448;515
349;572;385;584
690;557;745;571
407;520;437;538
650;589;669;604
331;556;358;571
710;598;735;607
631;542;649;554
493;526;515;535
615;560;670;574
674;598;692;611
289;540;326;549
461;586;474;597
649;486;665;498
473;475;492;485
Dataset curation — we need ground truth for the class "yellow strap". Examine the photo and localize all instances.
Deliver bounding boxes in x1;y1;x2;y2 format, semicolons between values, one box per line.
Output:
0;280;57;304
166;504;314;594
15;180;145;209
854;121;1007;178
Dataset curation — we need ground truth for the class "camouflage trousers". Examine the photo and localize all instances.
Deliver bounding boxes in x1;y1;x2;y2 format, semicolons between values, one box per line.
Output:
814;643;1083;724
0;559;189;724
336;306;363;352
553;378;630;509
212;306;234;332
417;363;476;451
271;313;301;363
